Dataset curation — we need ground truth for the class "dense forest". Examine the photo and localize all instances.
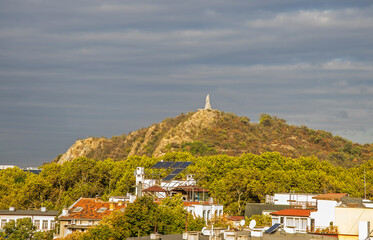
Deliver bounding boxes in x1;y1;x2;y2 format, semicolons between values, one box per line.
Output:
1;152;372;216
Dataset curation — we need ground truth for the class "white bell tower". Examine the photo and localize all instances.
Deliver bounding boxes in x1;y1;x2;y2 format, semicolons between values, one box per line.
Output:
135;167;145;196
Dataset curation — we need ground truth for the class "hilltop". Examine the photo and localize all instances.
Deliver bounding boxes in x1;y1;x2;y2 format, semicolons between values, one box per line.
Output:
55;109;373;167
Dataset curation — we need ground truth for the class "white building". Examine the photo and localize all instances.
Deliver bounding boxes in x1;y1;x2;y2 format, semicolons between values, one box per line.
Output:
0;207;58;231
309;193;348;229
0;165;16;170
135;167;197;199
266;192;317;209
270;209;312;234
136;166;223;221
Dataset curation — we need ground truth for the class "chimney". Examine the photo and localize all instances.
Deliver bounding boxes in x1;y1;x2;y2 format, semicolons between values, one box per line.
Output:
62;208;69;216
109;203;114;211
41;207;47;212
9;207;15;212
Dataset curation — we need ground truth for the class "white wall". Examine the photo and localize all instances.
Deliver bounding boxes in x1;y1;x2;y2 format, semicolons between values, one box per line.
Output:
0;215;56;231
186;204;223;222
310;199;339;228
271;216;310;233
273;193;317;206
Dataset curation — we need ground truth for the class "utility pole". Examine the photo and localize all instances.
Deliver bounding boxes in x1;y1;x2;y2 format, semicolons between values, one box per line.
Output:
364;169;367;199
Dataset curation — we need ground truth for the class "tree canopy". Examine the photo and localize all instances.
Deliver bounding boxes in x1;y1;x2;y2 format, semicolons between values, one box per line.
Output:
0;152;372;216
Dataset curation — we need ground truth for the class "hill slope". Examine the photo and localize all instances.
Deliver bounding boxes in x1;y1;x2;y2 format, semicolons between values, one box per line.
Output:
56;109;373;167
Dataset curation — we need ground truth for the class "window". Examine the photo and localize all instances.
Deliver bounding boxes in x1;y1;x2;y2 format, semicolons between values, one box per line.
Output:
51;221;56;230
73;207;83;212
295;218;300;229
34;220;40;230
286;217;294;226
272;217;279;224
301;219;307;230
1;219;7;229
97;207;107;213
42;220;48;230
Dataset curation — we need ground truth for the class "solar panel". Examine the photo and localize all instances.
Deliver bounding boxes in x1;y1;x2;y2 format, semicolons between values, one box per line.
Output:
180;162;192;168
151;161;192;169
163;174;177;181
152;162;165;168
171;162;184;168
162;162;175;168
170;168;184;175
265;223;281;234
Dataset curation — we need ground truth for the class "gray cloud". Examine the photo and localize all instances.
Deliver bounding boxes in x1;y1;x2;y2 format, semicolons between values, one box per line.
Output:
1;0;373;167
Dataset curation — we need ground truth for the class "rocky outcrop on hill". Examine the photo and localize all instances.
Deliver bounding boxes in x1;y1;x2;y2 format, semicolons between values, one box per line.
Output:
57;137;110;165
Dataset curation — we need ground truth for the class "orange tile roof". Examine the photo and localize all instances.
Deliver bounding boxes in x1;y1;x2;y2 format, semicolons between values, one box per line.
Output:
183;201;210;206
227;216;244;221
270;209;312;217
59;198;126;220
143;186;167;192
313;193;348;201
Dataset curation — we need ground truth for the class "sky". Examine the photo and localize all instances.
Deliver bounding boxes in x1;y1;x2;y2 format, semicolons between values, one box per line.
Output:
1;1;373;167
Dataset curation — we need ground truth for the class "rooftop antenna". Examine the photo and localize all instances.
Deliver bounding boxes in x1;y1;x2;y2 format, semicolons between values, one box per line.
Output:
364;169;367;199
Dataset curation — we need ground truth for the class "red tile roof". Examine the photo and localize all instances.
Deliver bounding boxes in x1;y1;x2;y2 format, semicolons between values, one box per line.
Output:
143;186;167;192
183;201;210;206
227;216;244;221
270;209;312;217
59;198;126;220
313;193;348;201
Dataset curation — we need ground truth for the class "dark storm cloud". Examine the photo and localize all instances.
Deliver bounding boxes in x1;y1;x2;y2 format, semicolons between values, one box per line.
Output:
1;0;373;167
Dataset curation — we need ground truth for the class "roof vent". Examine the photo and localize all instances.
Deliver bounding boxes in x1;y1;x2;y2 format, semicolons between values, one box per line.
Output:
9;207;15;211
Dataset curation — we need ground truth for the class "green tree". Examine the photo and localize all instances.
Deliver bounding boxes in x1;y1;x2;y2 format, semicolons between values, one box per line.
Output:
3;218;36;240
157;195;204;234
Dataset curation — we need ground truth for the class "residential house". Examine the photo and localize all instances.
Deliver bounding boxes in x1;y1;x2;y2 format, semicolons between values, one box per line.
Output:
246;192;316;219
309;193;348;229
270;209;313;233
0;207;58;231
266;193;317;209
58;197;126;238
335;199;373;240
137;165;224;222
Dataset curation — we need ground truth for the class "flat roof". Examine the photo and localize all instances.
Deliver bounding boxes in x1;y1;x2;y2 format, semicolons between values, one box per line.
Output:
0;210;59;216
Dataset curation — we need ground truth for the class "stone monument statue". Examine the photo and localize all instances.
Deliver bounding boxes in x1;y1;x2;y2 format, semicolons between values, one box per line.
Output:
205;94;212;110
